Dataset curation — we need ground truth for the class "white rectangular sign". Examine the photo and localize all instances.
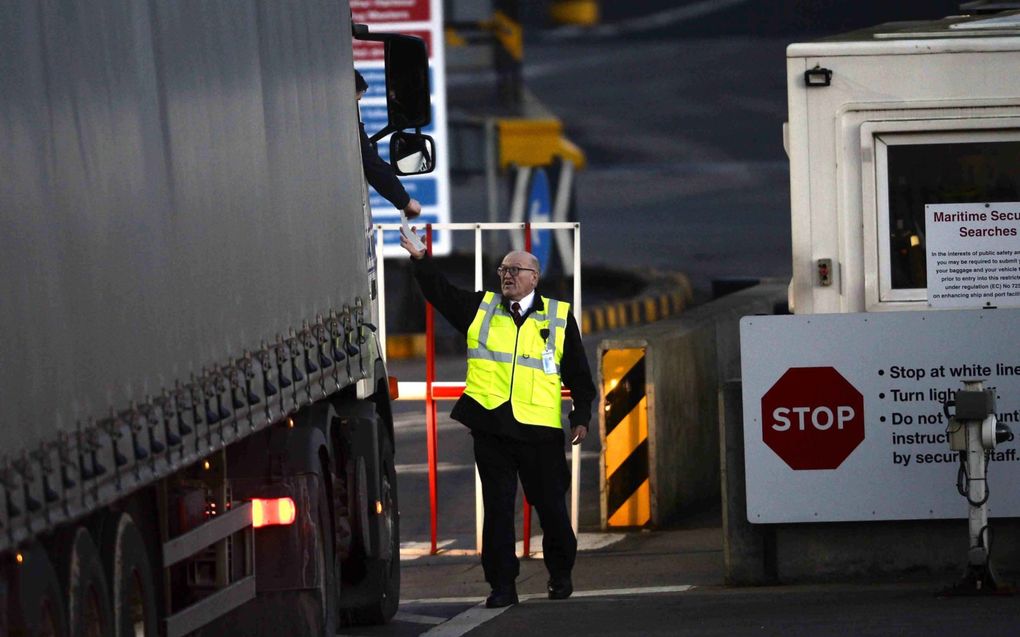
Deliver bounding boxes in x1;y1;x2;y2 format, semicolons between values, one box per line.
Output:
925;202;1020;309
741;310;1020;523
354;0;451;257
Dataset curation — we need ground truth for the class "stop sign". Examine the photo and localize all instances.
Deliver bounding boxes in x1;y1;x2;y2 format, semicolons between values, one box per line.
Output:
761;367;865;470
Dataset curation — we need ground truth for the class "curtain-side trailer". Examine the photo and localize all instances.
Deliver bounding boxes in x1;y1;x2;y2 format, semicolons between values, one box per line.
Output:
0;2;434;635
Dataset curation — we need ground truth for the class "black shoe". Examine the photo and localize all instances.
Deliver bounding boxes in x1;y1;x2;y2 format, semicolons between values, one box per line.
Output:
547;576;573;600
485;585;519;608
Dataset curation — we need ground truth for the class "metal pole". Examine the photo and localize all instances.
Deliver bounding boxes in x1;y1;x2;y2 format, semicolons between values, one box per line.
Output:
375;226;387;362
474;224;485;555
964;380;988;571
425;225;438;555
522;223;533;558
571;223;581;534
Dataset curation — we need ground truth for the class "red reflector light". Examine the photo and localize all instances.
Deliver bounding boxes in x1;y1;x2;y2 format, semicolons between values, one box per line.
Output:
388;375;399;399
251;497;297;528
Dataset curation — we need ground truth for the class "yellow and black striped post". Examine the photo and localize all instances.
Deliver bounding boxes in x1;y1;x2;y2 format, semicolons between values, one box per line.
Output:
601;347;650;528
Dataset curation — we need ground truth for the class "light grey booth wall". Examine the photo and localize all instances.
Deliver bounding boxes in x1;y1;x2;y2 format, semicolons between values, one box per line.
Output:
598;282;788;526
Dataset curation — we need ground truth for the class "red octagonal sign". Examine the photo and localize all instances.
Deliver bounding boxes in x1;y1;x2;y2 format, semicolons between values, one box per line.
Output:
761;367;865;470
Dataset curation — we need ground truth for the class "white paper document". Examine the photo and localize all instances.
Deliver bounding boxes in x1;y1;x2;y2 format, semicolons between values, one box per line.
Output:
400;213;426;252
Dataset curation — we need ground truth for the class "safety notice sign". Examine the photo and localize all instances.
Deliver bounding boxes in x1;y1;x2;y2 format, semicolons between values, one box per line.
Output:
741;310;1020;523
925;202;1020;309
354;0;451;257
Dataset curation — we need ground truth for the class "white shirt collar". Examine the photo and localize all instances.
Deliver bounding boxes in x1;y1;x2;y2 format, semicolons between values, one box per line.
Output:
512;291;536;314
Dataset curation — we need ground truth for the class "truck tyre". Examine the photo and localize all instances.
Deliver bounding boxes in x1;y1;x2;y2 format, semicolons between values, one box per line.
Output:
351;433;400;625
64;527;114;637
100;513;158;637
8;543;68;637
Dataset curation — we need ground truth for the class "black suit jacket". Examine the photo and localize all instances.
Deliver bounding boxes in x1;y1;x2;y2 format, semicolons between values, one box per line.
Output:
411;256;596;442
360;123;410;210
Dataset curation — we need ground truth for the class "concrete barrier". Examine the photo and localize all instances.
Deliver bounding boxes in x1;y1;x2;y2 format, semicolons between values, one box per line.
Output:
598;281;787;528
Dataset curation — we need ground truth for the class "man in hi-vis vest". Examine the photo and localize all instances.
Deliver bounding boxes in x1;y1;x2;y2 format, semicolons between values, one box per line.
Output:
400;232;596;609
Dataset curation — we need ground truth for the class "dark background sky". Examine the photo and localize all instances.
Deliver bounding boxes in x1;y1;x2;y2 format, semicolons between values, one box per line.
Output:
518;0;965;36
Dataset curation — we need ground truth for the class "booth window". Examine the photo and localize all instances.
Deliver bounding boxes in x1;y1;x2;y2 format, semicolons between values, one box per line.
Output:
885;140;1020;290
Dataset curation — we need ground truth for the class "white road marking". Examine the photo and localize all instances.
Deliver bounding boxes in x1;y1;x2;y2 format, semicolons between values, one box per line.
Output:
393;611;446;626
419;604;512;637
400;539;454;554
569;585;695;598
401;530;624;560
407;584;697;604
396;461;474;475
516;531;625;558
398;450;600;476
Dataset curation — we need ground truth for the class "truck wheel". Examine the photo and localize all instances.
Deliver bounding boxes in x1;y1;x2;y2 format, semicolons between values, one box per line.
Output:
8;543;68;636
100;513;158;637
64;527;114;637
352;433;400;625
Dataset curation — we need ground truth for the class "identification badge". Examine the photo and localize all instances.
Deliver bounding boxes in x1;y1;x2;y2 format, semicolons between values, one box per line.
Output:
542;349;556;375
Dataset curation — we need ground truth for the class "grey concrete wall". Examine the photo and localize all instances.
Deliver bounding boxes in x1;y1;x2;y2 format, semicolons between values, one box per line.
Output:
600;282;788;526
720;379;1020;584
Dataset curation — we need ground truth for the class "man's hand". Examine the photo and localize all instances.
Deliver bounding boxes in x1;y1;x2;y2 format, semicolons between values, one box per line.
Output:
399;225;427;259
403;198;422;219
570;424;588;446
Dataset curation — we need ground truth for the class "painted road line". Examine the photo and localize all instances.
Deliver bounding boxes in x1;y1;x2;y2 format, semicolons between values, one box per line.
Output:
408;582;701;631
392;611;446;626
516;531;626;558
396;461;475;475
400;538;477;560
404;584;698;610
398;450;600;474
400;539;454;556
403;531;624;560
569;584;695;598
419;603;512;637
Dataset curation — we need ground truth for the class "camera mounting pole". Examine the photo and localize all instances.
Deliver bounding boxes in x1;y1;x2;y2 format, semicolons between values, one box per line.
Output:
942;379;1013;594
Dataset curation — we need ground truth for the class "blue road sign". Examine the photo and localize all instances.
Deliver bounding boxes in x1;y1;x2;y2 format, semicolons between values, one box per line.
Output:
527;169;552;270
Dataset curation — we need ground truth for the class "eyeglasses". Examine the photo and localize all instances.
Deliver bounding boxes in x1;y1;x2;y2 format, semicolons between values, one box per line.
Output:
496;265;536;278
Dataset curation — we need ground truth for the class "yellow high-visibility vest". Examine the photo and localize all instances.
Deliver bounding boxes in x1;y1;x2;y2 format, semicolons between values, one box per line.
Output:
464;292;570;428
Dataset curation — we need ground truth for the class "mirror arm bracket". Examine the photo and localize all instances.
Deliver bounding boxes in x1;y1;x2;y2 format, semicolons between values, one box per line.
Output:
368;125;398;145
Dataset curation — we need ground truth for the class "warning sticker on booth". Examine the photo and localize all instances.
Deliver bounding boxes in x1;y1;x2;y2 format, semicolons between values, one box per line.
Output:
925;202;1020;309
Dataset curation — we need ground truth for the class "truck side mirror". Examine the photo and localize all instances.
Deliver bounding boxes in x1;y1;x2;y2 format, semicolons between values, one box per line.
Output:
389;132;435;175
353;28;432;143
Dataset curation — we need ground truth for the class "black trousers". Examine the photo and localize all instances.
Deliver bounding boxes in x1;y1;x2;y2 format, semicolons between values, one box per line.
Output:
472;430;577;588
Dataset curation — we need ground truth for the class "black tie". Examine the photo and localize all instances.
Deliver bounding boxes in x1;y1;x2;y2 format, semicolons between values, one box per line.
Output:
511;302;522;326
